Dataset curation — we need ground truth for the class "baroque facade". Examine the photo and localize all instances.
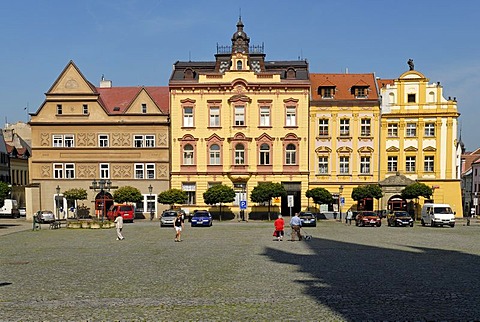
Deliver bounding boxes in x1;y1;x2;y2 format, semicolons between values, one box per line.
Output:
27;61;170;221
169;19;310;216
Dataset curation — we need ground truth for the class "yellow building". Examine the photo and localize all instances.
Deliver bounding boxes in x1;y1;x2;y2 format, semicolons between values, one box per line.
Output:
378;64;462;217
27;61;170;221
169;19;310;217
309;73;381;215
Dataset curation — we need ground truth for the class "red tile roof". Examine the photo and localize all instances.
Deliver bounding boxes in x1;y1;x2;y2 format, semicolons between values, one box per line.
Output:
377;78;395;89
310;73;379;101
96;86;169;115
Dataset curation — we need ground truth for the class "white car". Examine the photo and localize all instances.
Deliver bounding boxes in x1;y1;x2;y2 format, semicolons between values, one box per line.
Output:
421;203;455;227
35;210;55;224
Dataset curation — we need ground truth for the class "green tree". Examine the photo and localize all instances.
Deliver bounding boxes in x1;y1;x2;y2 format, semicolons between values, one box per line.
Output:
113;186;143;204
203;184;235;221
250;182;287;220
158;188;188;209
0;182;10;208
401;182;433;220
63;188;88;218
305;187;333;206
351;184;383;210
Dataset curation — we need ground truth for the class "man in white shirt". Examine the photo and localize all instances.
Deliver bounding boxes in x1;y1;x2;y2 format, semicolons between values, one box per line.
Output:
289;213;302;241
114;214;125;240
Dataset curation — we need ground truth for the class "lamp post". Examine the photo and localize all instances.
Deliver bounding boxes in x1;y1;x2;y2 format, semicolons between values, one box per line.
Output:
91;179;112;222
148;184;154;220
56;185;61;220
339;185;344;222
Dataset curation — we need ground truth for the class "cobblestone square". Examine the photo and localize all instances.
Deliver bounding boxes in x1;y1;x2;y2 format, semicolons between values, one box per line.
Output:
1;219;479;321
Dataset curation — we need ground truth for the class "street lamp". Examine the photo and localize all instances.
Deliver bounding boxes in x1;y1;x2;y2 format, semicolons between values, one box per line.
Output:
56;185;61;220
339;185;344;222
148;184;154;220
91;179;112;222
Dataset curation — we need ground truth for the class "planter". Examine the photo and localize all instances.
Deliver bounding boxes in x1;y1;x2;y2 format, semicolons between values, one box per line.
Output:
90;222;101;229
81;222;90;229
67;222;82;229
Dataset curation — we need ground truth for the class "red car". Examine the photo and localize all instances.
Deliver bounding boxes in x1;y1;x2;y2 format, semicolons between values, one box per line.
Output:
355;211;381;227
106;204;135;222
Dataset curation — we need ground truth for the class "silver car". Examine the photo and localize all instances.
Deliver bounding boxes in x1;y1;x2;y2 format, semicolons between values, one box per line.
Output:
160;210;178;227
35;210;55;224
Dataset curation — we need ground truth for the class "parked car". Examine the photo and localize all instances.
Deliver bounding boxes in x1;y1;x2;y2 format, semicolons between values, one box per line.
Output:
0;199;20;218
355;211;381;227
387;211;414;227
106;204;135;223
421;203;455;227
160;210;178;227
191;210;213;227
35;210;55;224
299;211;317;227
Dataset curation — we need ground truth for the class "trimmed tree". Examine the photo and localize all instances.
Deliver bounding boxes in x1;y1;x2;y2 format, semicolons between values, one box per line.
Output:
158;188;188;209
250;182;287;220
305;187;333;207
0;182;10;208
113;186;144;204
351;184;383;210
62;188;88;218
401;182;433;219
203;184;235;221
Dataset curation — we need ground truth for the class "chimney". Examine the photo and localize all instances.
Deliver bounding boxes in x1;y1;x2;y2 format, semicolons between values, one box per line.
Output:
99;74;112;88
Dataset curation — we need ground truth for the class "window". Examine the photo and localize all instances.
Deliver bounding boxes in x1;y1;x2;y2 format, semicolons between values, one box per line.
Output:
259;106;270;126
146;164;155;179
99;135;109;147
53;163;63;179
319;86;335;99
142;103;147;114
183;144;194;165
135;163;155;179
387;123;398;137
234;106;245;126
209;144;221;165
209;107;220;127
285;106;296;126
259;144;270;165
134;135;155;148
182;182;196;205
360;156;371;174
424;156;434;172
318;119;329;136
339;156;350;174
237;60;242;70
407;94;416;103
135;164;144;179
235;144;245;165
406;156;416;172
387;156;398;172
83;104;88;115
285;144;296;165
406;123;417;137
53;135;63;147
100;163;110;179
360;119;371;136
424;123;435;137
57;104;63;115
340;119;350;136
354;87;368;98
65;163;75;179
183;107;194;127
64;135;74;147
318;156;329;174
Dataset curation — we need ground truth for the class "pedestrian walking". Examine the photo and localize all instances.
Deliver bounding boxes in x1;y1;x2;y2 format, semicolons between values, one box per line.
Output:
289;212;302;241
273;214;285;241
114;214;124;240
174;212;184;242
346;210;353;225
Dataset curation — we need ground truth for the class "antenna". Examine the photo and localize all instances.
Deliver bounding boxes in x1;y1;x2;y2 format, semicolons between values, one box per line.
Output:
239;8;242;20
189;51;191;62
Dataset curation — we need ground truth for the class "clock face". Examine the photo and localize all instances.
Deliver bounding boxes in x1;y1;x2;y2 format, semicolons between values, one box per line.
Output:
238;31;242;36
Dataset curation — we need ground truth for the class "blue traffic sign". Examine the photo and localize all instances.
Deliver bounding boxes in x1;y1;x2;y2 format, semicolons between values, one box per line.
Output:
240;200;247;210
340;197;345;206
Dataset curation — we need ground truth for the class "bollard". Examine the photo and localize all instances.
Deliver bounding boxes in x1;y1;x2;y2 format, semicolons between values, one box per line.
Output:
32;216;40;231
467;218;471;226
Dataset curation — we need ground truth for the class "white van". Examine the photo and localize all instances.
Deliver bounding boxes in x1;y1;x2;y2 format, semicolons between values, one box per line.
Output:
0;199;20;218
421;203;455;227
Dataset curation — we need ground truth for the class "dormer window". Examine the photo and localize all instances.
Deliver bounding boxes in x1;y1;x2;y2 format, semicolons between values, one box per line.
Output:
286;68;296;79
184;68;195;79
318;86;335;99
352;86;368;99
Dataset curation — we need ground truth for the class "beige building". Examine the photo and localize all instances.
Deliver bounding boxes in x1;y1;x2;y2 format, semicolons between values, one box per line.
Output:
27;61;170;221
169;19;310;217
378;65;462;217
309;73;381;214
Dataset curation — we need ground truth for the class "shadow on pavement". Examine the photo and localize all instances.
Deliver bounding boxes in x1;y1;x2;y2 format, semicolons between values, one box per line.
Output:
263;237;480;321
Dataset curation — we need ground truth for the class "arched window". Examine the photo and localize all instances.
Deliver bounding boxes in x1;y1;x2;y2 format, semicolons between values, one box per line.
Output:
428;91;435;103
285;144;296;165
389;92;395;105
259;143;270;165
209;144;221;165
237;60;243;70
183;144;194;165
234;143;245;165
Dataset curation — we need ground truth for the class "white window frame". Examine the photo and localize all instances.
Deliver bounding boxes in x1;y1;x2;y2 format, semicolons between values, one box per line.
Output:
142;103;147;114
360;156;371;174
318;156;328;174
64;135;74;147
424;123;435;137
319;119;329;136
387;123;398;137
234;106;245;126
259;143;270;165
360;119;371;136
145;135;155;148
182;182;196;205
53;135;63;147
285;144;296;165
209;107;220;127
134;135;144;148
183;144;194;165
100;163;110;179
235;144;245;165
183;107;194;127
83;104;88;115
285;106;296;126
209;144;221;165
406;123;417;137
135;163;145;179
65;163;75;179
260;106;270;126
339;156;350;174
146;163;155;179
387;156;398;172
53;163;63;179
98;134;109;147
340;119;350;136
406;156;416;172
424;156;434;172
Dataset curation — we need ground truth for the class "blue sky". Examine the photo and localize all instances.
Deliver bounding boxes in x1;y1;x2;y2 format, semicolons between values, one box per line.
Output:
1;0;479;150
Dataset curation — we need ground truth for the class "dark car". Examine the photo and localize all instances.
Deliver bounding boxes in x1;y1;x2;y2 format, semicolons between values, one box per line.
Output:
387;211;414;227
355;211;381;227
299;211;317;227
191;210;213;227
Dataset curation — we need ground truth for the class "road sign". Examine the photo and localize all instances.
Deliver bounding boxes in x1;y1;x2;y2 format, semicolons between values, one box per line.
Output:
240;200;247;210
340;197;345;206
287;195;294;208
